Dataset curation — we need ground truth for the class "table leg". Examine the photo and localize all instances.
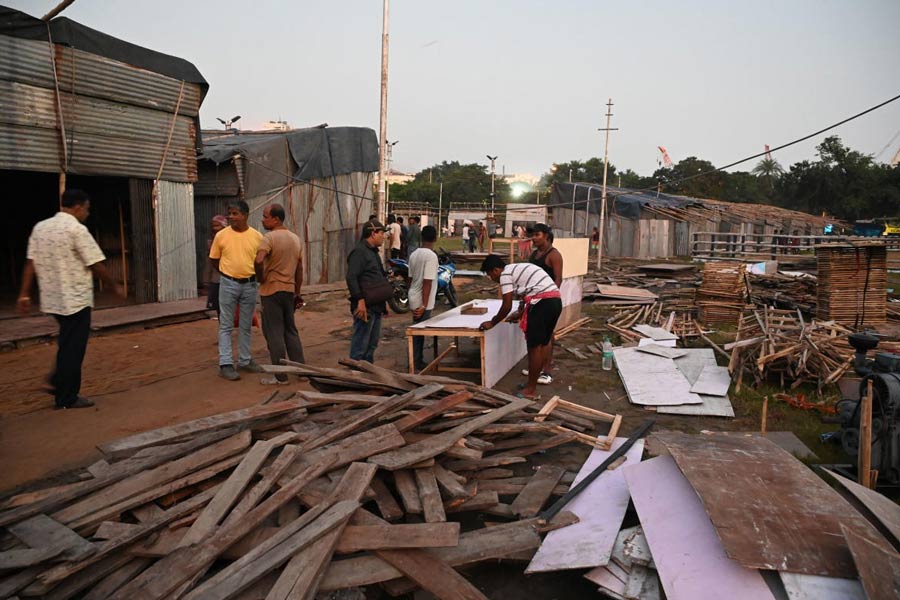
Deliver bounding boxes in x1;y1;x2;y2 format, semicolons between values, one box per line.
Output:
480;336;486;387
455;336;460;356
433;335;438;362
407;334;415;374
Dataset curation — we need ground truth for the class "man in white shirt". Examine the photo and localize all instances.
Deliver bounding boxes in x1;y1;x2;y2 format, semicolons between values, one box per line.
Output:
408;225;439;371
479;255;561;399
17;189;124;409
386;214;402;260
461;223;470;252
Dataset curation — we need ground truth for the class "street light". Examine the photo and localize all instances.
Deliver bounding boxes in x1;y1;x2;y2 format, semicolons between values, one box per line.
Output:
385;140;399;212
486;155;498;213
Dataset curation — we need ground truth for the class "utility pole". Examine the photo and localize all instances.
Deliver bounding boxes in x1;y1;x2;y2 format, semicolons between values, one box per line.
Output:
487;155;498;214
385;140;398;214
597;98;618;271
376;0;390;222
438;182;443;233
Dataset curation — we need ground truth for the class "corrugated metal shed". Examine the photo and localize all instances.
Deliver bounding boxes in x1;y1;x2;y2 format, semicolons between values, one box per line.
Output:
155;180;197;301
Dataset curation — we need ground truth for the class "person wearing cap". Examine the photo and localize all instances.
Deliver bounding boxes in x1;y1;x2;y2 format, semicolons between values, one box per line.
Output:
204;215;228;318
209;200;264;381
346;220;389;362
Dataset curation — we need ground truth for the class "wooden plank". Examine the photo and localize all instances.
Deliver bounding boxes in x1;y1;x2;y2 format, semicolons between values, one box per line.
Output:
82;557;153;600
526;438;644;573
624;564;661;600
368;398;532;470
222;444;300;528
265;463;377;600
182;500;360;600
509;465;565;518
8;514;96;561
368;477;404;521
393;391;474;432
613;347;702;406
823;469;900;544
445;491;500;513
335;522;461;553
431;464;470;499
779;572;865;600
97;400;303;458
0;567;41;598
688;365;731;396
657;432;892;578
393;470;423;514
623;455;773;600
179;438;279;546
302;383;442;451
52;430;251;527
841;524;900;600
0;547;63;570
471;468;514;480
414;467;447;523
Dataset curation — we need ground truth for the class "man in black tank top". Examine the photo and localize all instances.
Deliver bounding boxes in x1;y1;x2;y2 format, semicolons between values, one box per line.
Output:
527;224;563;384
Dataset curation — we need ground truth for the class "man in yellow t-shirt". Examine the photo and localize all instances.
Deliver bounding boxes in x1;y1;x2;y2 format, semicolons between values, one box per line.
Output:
209;200;263;380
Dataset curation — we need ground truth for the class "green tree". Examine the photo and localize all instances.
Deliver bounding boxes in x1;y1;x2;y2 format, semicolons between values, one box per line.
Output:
542;158;618;188
653;156;728;199
751;157;784;202
389;161;511;207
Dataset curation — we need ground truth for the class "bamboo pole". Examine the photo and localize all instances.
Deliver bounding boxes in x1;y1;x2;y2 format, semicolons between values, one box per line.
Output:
760;396;768;436
858;379;873;488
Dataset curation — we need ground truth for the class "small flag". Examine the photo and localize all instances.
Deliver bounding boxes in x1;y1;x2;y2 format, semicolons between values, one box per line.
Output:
658;146;673;167
764;144;772;160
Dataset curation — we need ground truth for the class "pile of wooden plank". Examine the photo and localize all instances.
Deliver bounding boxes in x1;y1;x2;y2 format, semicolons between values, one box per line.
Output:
747;272;818;314
0;360;627;600
816;242;887;326
696;261;748;325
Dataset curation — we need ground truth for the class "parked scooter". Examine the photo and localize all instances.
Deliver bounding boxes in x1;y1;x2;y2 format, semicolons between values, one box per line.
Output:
387;248;458;314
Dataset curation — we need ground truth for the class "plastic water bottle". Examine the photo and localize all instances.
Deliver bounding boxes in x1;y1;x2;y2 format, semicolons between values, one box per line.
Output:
602;337;613;371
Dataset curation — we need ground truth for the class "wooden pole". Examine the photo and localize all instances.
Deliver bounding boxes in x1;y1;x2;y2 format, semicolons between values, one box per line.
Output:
42;0;76;20
760;396;768;436
596;98;617;272
376;0;390;222
858;379;873;488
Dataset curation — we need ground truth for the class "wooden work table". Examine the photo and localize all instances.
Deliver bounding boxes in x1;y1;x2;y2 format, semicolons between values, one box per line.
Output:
406;299;528;388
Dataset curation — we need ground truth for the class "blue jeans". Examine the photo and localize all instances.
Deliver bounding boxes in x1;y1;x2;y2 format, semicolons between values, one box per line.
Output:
350;311;383;363
218;277;258;367
412;309;433;370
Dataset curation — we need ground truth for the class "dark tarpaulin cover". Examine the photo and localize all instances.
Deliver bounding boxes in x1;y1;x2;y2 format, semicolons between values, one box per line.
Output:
200;127;379;198
0;5;208;97
552;182;698;220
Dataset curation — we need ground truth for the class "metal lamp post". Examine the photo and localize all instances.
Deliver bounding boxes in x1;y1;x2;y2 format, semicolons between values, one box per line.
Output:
385;140;398;213
486;155;498;214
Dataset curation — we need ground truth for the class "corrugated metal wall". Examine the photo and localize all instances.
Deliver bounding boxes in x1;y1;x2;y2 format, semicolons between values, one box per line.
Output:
0;34;201;182
154;180;198;301
129;178;157;303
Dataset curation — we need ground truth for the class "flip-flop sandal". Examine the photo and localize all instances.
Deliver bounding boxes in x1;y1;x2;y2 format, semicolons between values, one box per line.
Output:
515;391;541;400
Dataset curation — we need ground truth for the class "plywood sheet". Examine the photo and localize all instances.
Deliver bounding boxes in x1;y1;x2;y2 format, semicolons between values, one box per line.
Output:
825;469;900;544
623;455;774;600
525;438;644;573
841;524;900;600
632;325;678;341
636;344;687;359
596;285;658;301
656;432;892;578
637;337;676;348
483;321;527;389
658;350;734;417
689;365;731;396
779;572;864;600
553;237;589;279
613;348;702;406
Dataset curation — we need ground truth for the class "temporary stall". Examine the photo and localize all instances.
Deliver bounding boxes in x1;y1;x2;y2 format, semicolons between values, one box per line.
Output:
0;5;208;304
195;127;378;285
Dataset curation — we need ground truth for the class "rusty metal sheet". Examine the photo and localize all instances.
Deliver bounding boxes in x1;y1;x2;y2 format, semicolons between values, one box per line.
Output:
656;432;891;578
841;525;900;600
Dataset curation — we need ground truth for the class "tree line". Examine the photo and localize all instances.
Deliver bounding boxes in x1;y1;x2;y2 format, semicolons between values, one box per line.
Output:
388;137;900;222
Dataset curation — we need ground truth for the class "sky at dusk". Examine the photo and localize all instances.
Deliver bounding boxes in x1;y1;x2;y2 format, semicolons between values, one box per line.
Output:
10;0;900;179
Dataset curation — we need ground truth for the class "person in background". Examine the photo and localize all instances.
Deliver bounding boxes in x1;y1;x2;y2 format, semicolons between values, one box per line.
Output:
525;223;563;385
479;255;561;400
468;222;478;253
591;227;600;252
346;220;389;362
461;222;471;253
255;203;304;385
398;216;409;258
406;216;422;257
17;189;125;409
386;214;402;261
478;221;488;252
408;225;439;371
209;200;264;381
204;215;228;318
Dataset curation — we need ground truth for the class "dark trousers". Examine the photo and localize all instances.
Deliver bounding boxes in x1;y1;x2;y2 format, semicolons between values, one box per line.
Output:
50;307;91;408
412;309;433;370
261;292;305;381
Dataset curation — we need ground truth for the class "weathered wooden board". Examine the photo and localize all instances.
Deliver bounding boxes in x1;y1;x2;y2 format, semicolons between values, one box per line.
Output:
8;514;96;561
841;524;900;600
509;465;565;518
779;572;865;600
624;564;661;600
657;432;892;577
623;455;774;600
0;547;63;570
525;438;644;573
414;467;447;523
335;522;461;553
689;365;732;396
613;348;702;406
596;285;658;301
824;469;900;544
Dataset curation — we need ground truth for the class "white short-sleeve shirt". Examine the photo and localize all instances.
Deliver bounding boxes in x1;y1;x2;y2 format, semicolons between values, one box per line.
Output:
26;212;106;316
408;247;439;311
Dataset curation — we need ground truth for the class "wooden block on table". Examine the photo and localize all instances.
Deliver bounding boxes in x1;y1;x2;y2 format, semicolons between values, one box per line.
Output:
335;522;461;553
415;467;447;523
509;465;566;518
461;306;488;315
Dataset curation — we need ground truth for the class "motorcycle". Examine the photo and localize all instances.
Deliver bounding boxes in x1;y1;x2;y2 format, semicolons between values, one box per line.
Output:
387;248;458;314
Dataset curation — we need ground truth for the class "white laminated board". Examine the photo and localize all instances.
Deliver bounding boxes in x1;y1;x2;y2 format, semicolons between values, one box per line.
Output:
689;365;732;396
613;347;702;406
636;344;687;359
409;299;502;330
658;349;735;417
483;320;528;388
779;572;864;600
559;275;583;307
632;325;679;341
637;337;677;348
623;456;774;600
526;438;644;573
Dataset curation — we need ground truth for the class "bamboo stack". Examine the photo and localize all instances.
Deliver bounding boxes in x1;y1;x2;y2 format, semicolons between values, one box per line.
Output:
697;261;748;325
816;242;887;326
